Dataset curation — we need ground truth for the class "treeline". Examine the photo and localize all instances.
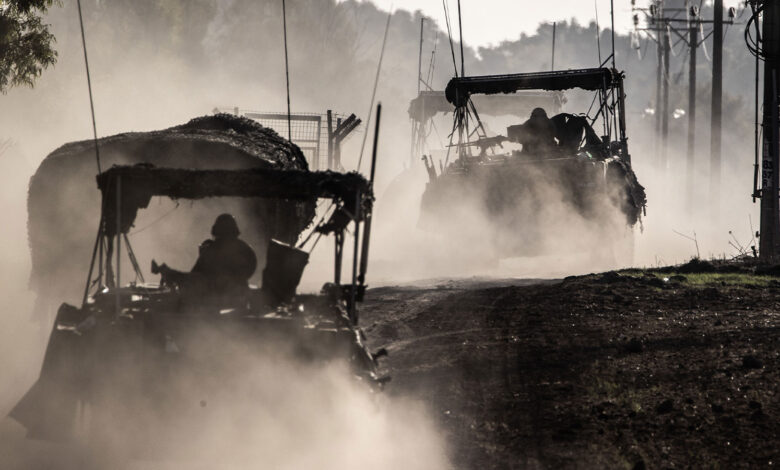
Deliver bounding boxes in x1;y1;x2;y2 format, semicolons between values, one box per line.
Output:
4;0;757;175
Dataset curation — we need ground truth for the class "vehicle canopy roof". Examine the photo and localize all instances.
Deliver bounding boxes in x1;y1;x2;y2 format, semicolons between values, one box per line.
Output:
408;90;564;122
445;67;623;108
97;164;371;236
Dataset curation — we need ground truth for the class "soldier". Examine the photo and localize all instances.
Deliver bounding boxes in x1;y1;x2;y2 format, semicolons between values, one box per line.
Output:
506;107;558;156
152;213;257;297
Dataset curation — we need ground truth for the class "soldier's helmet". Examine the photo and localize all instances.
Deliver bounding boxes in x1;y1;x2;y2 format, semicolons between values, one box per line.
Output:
530;107;548;119
211;213;240;238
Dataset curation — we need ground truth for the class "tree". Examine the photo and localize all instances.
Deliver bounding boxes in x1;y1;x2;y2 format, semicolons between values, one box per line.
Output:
0;0;58;93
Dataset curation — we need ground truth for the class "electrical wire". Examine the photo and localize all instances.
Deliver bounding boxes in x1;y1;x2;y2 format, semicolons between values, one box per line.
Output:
700;22;712;62
745;1;767;61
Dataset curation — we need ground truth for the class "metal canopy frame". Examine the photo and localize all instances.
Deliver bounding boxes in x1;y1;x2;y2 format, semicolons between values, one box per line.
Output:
442;67;630;165
82;162;379;324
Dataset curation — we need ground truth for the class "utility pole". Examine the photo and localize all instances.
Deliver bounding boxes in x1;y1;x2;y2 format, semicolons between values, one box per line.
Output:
632;1;733;188
655;7;663;162
760;1;780;259
686;18;698;210
710;0;724;213
662;24;671;169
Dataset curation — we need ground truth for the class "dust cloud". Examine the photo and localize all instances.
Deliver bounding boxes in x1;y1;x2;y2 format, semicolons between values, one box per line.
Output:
0;0;760;467
1;334;449;470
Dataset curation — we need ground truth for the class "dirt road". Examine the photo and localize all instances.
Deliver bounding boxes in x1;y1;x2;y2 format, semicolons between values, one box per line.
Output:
361;271;779;469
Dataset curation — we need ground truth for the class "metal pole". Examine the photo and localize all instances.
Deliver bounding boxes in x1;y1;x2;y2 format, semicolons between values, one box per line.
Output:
115;176;121;317
369;104;381;184
662;25;671;170
457;0;465;77
358;104;382;288
655;23;663;161
610;0;616;70
686;23;698;211
349;192;361;324
418;17;425;94
327;110;334;169
334;233;343;285
760;1;780;259
710;0;723;210
81;221;102;307
551;22;556;71
282;0;292;142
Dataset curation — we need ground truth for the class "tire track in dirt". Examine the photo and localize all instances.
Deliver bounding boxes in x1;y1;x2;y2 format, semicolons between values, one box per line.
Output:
360;274;780;469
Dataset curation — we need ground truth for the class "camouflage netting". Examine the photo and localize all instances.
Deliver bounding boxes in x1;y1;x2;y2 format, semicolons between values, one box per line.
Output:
28;114;315;308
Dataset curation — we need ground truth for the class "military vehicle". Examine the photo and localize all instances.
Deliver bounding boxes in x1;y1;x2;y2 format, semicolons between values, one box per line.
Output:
417;68;646;262
11;163;386;444
27;114;314;322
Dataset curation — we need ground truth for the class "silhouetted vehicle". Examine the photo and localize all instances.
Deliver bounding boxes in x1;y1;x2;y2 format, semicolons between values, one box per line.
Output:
418;68;646;262
11;164;386;444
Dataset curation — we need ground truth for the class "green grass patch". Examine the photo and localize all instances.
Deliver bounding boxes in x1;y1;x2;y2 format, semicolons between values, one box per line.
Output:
618;269;776;287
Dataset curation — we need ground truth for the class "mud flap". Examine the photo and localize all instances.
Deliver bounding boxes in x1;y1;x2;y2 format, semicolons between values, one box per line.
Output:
9;303;93;440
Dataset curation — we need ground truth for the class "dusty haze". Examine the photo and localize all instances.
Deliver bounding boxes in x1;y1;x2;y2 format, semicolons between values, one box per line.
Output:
0;0;758;467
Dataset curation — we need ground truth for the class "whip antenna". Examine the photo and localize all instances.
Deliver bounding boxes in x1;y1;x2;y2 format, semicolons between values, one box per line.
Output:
595;0;602;65
551;21;557;70
442;0;459;77
610;0;617;70
282;0;292;142
358;4;392;171
457;0;464;76
76;0;101;174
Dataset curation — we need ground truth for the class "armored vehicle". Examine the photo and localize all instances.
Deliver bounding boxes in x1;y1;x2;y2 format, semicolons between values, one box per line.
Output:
418;68;646;261
11;163;386;444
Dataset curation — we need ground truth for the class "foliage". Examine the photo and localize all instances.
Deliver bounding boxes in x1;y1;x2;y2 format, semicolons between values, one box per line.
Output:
0;0;58;93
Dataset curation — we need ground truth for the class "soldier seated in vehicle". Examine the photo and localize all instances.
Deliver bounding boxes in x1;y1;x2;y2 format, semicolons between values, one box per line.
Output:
506;107;559;157
549;113;604;156
152;213;257;299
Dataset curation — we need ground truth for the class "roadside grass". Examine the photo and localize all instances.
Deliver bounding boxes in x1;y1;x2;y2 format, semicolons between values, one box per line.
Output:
617;270;777;288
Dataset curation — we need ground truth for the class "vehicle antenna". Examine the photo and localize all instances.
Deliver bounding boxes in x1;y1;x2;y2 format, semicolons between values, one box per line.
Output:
551;21;557;70
76;0;105;307
457;0;465;76
610;0;618;143
358;103;382;290
610;0;617;70
282;0;292;142
76;0;101;175
595;0;602;65
442;0;459;77
358;4;392;172
418;17;425;94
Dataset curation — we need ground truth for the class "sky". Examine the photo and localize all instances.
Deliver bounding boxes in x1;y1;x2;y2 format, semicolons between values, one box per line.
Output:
349;0;745;48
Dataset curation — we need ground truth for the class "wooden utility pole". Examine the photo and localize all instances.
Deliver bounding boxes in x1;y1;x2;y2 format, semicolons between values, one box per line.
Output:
686;23;698;209
633;1;733;187
760;1;780;259
655;15;663;161
710;0;723;209
661;25;671;169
